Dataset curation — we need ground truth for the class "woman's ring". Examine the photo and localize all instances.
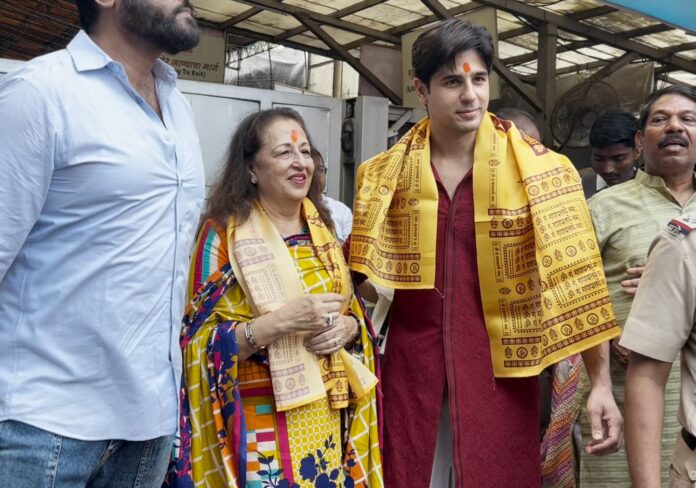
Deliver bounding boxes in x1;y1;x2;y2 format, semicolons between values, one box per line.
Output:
326;312;334;327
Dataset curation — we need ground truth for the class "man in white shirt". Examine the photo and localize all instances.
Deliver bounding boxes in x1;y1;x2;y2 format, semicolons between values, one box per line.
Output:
0;1;205;486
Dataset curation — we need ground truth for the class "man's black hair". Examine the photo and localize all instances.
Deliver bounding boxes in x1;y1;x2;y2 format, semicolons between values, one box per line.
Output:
639;84;696;131
589;110;638;149
412;19;494;87
75;0;99;33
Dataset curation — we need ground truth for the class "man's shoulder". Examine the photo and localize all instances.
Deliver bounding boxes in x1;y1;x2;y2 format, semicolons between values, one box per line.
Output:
644;215;696;259
588;178;640;208
660;216;696;244
167;84;195;114
324;196;352;215
1;49;74;95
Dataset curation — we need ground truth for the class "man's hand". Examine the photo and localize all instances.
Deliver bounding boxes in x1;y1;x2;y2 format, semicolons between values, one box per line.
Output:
585;383;623;455
621;267;645;296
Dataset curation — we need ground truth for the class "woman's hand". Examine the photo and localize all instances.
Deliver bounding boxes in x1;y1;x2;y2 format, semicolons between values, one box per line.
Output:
304;314;359;356
275;293;346;333
252;293;347;348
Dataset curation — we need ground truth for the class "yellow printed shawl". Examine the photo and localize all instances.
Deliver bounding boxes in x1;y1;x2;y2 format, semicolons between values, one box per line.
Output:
349;114;620;377
228;199;378;410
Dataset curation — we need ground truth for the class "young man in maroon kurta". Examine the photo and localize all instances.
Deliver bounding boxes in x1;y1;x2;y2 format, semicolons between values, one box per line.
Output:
371;20;623;487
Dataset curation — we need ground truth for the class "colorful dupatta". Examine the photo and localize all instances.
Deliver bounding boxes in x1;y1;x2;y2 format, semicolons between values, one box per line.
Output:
168;204;382;488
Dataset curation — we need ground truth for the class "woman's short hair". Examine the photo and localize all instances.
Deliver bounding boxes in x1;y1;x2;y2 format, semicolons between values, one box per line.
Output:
205;107;333;230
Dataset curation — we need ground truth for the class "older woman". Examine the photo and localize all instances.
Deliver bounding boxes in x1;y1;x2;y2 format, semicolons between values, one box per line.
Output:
169;108;382;488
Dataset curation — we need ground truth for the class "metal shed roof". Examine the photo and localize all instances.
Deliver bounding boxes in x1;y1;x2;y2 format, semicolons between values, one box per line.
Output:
1;0;695;103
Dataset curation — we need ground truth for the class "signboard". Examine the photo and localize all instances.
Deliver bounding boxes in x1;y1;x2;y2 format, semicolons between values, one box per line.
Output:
359;44;402;98
604;0;696;32
160;27;225;83
401;7;500;108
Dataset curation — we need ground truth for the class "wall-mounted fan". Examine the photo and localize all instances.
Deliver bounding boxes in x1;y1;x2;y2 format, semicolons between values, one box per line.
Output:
550;80;620;149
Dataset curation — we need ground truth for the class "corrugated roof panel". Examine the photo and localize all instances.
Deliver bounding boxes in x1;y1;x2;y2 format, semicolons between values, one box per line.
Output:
663;71;696;85
582;10;654;31
287;32;330;50
543;0;605;15
556;58;575;69
1;0;695;86
556;31;588;42
342;13;396;31
635;29;696;49
195;10;234;23
512;64;537;76
498;40;533;58
497;12;523;33
385;0;436;17
558;50;598;65
578;44;625;59
440;0;468;9
246;10;302;31
521;59;537;71
497;10;522;24
317;25;365;45
283;0;337;15
507;32;538;50
236;19;285;36
192;0;250;22
349;3;423;28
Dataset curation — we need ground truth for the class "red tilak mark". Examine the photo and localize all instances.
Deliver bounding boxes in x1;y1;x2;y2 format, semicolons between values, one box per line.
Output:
290;130;299;142
463;63;472;73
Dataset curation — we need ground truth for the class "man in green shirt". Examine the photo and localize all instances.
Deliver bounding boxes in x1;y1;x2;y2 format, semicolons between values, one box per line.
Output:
579;84;696;487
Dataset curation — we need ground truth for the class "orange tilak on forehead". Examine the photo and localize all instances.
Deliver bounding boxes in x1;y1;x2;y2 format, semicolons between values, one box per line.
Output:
462;63;472;74
290;130;299;143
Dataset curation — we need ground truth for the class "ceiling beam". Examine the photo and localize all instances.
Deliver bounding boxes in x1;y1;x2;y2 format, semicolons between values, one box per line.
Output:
534;59;607;79
665;41;696;54
493;58;542;111
225;25;335;58
234;0;401;44
658;75;690;86
273;0;385;43
587;51;639;81
473;0;696;75
504;39;594;66
220;8;263;29
340;3;615;54
420;0;452;20
498;6;617;41
518;35;695;82
341;3;482;51
295;14;402;104
536;22;557;142
502;23;672;67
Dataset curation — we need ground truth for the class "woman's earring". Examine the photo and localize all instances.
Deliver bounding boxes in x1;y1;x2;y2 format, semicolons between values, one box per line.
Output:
250;174;258;184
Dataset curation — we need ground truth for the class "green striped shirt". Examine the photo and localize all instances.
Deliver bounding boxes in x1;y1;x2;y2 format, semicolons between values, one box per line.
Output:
579;170;696;488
